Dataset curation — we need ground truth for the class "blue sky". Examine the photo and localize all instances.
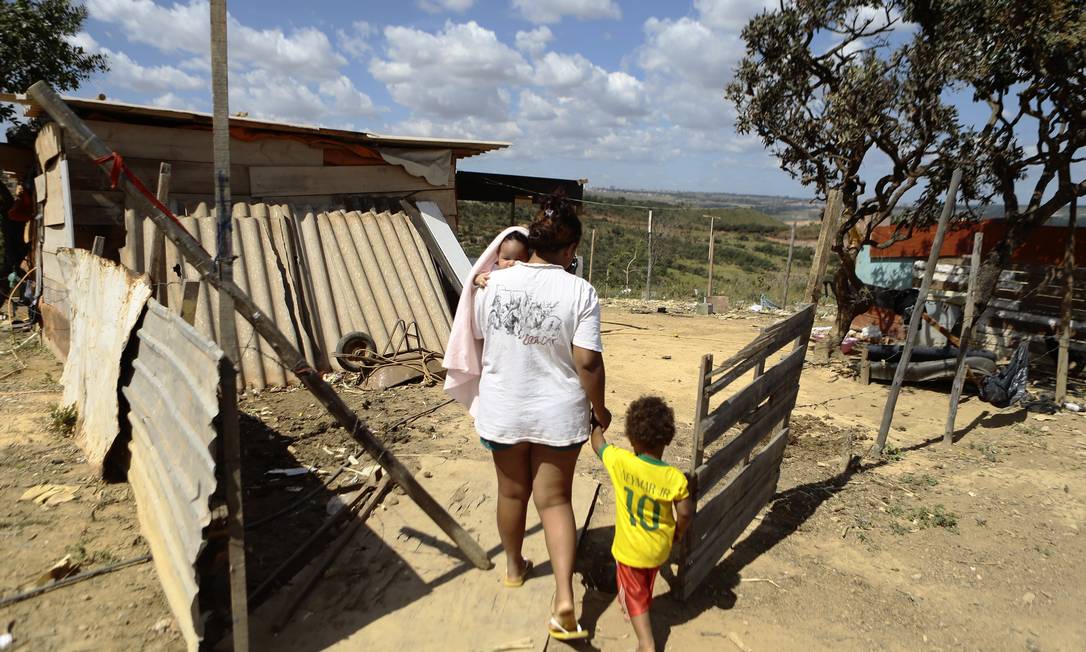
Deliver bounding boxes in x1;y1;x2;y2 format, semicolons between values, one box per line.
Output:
56;0;807;196
22;1;1079;203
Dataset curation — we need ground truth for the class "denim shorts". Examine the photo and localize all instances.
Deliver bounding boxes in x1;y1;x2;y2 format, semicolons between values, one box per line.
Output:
479;437;586;452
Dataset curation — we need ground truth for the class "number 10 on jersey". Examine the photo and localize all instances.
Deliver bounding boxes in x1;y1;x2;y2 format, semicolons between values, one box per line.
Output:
623;487;661;531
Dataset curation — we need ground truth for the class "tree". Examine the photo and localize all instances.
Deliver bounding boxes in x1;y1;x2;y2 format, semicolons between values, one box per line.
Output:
1;0;107;141
727;0;1085;352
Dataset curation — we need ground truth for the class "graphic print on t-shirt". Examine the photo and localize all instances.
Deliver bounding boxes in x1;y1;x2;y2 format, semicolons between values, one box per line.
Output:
488;288;562;346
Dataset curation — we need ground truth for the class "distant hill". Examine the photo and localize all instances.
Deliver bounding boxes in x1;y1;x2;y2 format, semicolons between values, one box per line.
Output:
589;186;823;222
456;193;814;303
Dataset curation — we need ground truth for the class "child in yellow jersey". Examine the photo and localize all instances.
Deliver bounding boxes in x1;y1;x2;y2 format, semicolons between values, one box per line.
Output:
590;395;693;652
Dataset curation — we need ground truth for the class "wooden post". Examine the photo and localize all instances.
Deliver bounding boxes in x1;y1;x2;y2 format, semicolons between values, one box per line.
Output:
874;169;962;455
180;281;200;325
27;81;494;572
944;232;983;445
588;228;596;284
645;209;653;299
1056;201;1077;404
210;3;248;650
859;344;871;385
782;223;796;307
91;236;105;257
707;216;715;299
147;162;171;304
691;354;712;471
805;190;842;305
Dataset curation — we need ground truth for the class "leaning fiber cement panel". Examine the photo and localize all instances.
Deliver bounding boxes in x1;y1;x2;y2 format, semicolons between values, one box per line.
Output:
123;299;223;651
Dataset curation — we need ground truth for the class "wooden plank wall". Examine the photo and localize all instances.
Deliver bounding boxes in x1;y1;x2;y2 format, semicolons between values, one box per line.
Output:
679;304;815;600
915;261;1086;356
60;119;458;259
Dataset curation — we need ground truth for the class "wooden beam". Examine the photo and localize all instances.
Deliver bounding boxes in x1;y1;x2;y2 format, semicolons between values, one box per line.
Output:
1056;201;1077;404
944;232;982;446
210;2;248;650
875;169;962;454
587;228;596;284
147;162;171;305
782;222;796;307
707;215;715;299
805;190;842;304
28;79;493;575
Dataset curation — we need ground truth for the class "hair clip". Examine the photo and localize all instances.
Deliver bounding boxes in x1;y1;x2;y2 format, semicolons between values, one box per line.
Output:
544;209;554;217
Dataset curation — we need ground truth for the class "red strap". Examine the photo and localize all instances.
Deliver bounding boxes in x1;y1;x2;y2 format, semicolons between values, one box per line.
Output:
93;151;185;228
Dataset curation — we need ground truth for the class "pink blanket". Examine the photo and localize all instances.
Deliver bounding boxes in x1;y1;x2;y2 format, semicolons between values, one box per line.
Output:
443;226;529;415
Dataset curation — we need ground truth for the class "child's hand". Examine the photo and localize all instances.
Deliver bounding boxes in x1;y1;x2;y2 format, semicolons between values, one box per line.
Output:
592;406;612;432
473;272;490;288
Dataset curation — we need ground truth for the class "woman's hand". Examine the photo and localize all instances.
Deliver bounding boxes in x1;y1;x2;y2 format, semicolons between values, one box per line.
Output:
592;406;612;433
473;272;490;288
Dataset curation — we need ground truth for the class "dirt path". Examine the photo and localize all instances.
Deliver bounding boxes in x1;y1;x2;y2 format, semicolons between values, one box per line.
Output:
2;306;1084;651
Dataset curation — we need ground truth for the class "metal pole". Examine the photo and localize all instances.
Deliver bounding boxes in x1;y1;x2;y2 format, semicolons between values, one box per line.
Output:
210;2;248;649
645;209;653;299
944;231;983;446
874;168;962;454
1056;201;1077;404
782;222;796;307
27;80;493;572
707;216;715;299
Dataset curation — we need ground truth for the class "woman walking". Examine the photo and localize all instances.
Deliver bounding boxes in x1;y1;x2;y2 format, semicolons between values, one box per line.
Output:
445;194;609;641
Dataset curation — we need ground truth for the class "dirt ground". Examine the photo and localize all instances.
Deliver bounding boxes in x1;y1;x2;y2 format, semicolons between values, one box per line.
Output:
1;304;1084;651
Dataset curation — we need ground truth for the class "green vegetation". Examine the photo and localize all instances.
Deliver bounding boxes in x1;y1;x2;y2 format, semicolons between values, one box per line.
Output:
907;505;959;533
47;403;77;436
901;473;938;487
455;195;814;304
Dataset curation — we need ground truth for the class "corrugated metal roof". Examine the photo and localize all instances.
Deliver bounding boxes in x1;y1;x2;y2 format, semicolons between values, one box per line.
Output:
59;249;152;471
123;299;224;652
0;92;509;160
127;203;451;389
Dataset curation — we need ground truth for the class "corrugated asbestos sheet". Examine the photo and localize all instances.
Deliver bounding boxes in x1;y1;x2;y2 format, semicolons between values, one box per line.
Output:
126;202;451;390
123;299;223;652
59;248;152;471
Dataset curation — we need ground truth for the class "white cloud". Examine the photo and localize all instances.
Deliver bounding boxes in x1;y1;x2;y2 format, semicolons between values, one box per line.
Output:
512;0;620;24
85;0;345;80
370;21;532;121
515;26;553;57
101;48;205;94
150;92;199;111
336;21;376;60
418;0;474;13
693;0;776;32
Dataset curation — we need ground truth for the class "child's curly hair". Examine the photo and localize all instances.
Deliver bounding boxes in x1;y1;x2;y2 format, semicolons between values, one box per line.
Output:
625;395;675;449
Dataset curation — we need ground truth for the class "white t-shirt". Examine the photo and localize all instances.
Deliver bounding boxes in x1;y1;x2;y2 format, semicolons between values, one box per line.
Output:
472;262;603;446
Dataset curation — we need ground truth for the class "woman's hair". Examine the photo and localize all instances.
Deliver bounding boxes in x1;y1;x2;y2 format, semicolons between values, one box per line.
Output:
502;230;530;248
528;191;582;253
625;395;676;449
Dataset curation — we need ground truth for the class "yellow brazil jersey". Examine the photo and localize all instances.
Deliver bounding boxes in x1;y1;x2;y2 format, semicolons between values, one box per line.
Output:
599;444;690;569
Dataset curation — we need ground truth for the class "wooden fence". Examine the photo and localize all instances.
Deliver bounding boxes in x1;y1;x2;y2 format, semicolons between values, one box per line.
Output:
678;304;815;600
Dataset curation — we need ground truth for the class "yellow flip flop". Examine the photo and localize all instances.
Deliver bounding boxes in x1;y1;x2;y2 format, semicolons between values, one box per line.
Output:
503;559;534;588
548;616;589;641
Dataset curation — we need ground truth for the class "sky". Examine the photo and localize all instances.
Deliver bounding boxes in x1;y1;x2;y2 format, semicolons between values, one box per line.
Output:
14;0;1078;203
52;0;806;196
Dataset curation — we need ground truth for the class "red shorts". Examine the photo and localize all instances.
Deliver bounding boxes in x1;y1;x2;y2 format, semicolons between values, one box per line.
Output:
615;561;658;618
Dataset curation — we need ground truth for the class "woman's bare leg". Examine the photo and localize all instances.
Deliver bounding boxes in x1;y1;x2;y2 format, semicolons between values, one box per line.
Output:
531;444;582;627
492;443;533;581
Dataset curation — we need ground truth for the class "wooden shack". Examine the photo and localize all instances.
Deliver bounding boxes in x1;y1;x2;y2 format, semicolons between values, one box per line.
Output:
2;94;508;357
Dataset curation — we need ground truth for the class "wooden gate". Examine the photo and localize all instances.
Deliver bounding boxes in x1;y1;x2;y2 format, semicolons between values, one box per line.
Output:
678;305;815;599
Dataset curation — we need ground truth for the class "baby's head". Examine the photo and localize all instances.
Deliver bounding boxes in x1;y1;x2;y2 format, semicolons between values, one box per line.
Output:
497;231;531;268
625;396;676;455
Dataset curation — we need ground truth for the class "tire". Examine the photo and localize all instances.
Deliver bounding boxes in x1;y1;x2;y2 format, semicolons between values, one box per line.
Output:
335;331;377;373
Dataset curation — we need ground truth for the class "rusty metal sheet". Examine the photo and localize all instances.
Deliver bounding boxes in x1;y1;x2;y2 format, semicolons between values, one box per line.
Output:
59;248;151;471
123;298;223;652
